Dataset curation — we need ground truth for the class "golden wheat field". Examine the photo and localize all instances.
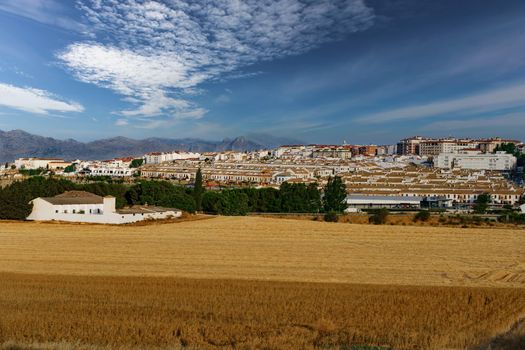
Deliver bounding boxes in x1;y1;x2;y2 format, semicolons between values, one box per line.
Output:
0;216;524;286
0;216;524;350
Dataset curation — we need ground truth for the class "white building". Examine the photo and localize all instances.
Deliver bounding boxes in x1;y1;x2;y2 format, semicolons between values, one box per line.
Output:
346;195;424;209
27;191;182;224
15;157;66;170
145;151;200;164
88;166;136;177
520;204;525;214
435;150;517;171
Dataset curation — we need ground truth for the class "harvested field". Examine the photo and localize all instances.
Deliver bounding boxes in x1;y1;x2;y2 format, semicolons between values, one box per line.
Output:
1;216;524;349
0;273;524;350
0;216;524;287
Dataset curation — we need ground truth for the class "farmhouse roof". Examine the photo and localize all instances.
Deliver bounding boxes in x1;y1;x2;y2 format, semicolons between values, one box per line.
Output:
39;191;104;205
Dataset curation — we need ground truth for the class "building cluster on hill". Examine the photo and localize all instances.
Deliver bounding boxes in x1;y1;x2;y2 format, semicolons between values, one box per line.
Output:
2;135;524;211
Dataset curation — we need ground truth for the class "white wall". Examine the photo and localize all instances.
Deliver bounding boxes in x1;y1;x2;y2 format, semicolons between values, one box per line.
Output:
33;210;181;224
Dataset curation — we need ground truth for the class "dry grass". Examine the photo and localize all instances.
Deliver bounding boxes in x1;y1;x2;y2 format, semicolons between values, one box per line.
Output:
0;273;524;350
0;216;523;287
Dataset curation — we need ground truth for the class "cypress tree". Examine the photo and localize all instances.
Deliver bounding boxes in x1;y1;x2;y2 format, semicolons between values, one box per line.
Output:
193;168;204;211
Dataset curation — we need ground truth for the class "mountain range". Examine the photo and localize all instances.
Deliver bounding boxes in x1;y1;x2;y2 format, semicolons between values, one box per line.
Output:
0;130;303;162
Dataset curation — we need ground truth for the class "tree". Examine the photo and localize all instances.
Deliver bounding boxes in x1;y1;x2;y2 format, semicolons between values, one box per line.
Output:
130;159;144;168
0;177;77;220
203;190;249;215
279;182;321;213
473;193;491;214
494;143;517;155
193;168;204;211
64;163;77;173
127;180;196;213
322;176;347;213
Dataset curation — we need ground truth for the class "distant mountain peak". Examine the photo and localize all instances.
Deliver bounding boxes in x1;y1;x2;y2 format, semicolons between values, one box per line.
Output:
0;129;303;162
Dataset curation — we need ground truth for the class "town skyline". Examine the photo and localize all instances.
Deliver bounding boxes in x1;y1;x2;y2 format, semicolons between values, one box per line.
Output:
0;0;525;144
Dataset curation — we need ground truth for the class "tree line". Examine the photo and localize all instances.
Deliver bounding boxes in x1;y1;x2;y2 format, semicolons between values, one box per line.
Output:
0;172;348;220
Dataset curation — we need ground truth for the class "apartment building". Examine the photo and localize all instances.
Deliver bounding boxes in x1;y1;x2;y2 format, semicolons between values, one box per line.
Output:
419;139;476;157
397;136;522;156
434;150;517;171
358;145;378;157
311;145;353;159
396;136;426;155
273;145;310;158
144;151;200;164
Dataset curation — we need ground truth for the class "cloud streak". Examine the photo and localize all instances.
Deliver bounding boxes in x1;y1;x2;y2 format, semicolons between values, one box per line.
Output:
0;83;84;115
423;112;525;131
58;0;375;124
0;0;83;31
356;83;525;123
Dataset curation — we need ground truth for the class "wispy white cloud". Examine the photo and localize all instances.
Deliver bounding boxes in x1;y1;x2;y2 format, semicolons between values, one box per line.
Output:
0;83;84;115
0;0;83;31
58;0;375;125
423;112;525;131
114;118;129;126
356;83;525;123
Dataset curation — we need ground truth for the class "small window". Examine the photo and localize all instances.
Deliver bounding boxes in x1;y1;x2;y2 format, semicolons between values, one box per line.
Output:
55;210;58;213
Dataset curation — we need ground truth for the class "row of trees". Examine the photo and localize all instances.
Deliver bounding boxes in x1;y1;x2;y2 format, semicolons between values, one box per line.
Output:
0;173;348;220
194;169;347;215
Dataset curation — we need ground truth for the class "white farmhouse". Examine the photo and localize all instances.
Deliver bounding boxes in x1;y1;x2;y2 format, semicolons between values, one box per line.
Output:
27;191;181;224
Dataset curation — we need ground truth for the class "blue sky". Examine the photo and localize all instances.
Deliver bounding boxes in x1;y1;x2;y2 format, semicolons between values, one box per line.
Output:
0;0;524;144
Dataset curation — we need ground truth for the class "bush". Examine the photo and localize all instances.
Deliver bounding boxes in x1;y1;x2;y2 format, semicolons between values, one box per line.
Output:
369;208;389;225
414;210;431;222
324;210;338;222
